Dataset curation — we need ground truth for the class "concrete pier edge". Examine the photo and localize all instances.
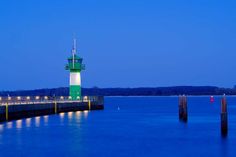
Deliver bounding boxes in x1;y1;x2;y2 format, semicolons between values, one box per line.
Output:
0;101;104;123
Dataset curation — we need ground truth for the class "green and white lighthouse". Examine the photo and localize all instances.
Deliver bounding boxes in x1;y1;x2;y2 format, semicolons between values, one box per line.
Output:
65;39;85;100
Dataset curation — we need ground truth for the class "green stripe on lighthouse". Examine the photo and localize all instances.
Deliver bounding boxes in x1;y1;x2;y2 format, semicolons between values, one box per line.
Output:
70;85;81;100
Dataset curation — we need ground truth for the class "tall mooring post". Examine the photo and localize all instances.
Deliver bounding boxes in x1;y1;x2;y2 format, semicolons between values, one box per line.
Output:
65;38;85;100
179;95;183;120
179;95;188;122
221;95;228;137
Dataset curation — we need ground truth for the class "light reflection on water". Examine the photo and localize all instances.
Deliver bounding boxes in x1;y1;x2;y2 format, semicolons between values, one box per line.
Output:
35;116;40;127
68;112;74;121
0;110;90;132
75;111;81;117
59;112;65;122
83;110;89;119
6;121;13;129
16;119;22;129
0;125;3;132
43;115;49;126
26;118;31;128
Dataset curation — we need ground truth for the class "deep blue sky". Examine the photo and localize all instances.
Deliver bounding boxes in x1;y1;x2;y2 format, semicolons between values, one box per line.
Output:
0;0;236;90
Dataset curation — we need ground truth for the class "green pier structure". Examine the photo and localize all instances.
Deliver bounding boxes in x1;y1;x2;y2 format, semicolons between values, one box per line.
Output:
65;39;85;100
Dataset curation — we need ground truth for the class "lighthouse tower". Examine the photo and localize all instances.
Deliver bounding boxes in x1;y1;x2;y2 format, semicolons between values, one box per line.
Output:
65;39;85;100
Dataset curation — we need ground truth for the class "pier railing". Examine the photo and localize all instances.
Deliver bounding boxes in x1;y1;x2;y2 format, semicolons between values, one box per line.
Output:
0;96;104;105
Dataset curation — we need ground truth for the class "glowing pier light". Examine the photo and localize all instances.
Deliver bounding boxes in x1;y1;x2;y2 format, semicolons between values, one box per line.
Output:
35;96;40;100
0;97;2;101
68;96;72;100
44;96;48;100
83;96;88;101
8;97;11;101
17;96;21;100
60;96;64;100
26;96;30;100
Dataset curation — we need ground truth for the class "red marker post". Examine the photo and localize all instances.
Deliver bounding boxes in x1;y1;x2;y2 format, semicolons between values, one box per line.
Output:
210;96;214;103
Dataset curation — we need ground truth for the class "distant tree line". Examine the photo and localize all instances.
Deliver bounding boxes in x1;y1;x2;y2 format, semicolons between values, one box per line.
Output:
0;86;236;97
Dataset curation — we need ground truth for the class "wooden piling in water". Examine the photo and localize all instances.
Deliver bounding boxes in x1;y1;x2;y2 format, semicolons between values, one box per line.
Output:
221;95;228;136
182;96;188;122
179;95;187;122
179;95;184;120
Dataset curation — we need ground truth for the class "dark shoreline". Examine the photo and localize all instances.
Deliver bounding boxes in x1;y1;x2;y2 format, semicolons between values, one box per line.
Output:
0;86;235;96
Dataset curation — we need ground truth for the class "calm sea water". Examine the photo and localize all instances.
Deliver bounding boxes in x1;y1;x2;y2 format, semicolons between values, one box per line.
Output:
0;96;236;157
